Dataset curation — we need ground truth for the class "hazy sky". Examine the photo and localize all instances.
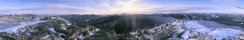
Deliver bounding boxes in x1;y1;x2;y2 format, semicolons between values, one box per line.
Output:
0;0;243;15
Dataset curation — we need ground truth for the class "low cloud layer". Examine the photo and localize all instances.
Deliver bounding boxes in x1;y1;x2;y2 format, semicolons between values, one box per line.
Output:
0;5;86;15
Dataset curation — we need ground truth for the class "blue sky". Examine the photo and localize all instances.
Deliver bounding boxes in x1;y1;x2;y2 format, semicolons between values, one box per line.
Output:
0;0;243;15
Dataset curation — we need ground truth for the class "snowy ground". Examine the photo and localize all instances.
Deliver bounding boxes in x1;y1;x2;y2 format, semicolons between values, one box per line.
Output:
182;20;244;40
49;27;57;33
0;20;46;33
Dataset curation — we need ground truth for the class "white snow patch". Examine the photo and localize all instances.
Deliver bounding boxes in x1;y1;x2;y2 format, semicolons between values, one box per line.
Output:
183;21;211;34
59;33;65;35
85;20;90;22
60;24;67;30
209;29;242;40
42;35;51;39
182;31;190;39
77;34;84;40
182;20;244;40
129;20;185;40
89;28;100;35
240;34;244;39
65;20;72;26
26;33;31;35
61;38;65;40
188;39;195;40
49;28;56;33
0;20;46;33
29;30;38;32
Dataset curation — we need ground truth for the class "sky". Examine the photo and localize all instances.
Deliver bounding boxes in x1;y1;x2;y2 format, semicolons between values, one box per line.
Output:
0;0;243;15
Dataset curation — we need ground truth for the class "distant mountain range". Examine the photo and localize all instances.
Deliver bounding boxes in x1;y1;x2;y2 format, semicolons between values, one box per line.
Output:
0;13;243;40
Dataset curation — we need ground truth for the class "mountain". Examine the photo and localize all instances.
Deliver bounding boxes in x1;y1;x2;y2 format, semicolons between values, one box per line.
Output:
0;13;243;40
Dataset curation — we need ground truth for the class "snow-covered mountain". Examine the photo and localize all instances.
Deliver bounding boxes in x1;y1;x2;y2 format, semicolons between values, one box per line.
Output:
0;13;243;40
0;14;46;33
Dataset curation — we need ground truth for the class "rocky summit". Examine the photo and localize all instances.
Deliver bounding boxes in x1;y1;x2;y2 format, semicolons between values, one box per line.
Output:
0;13;244;40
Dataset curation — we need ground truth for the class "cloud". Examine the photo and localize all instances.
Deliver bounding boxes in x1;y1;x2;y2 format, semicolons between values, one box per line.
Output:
81;0;161;14
150;6;217;13
0;0;243;15
0;0;82;2
236;6;244;9
0;5;91;15
213;0;239;4
234;6;244;13
0;0;222;15
0;0;157;15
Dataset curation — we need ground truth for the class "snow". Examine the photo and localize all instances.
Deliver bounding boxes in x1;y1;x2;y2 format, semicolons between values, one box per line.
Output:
60;24;67;30
182;31;190;39
240;34;244;39
89;28;100;35
184;21;212;35
182;20;244;40
0;20;46;33
85;20;90;22
65;20;72;26
129;20;185;40
188;39;195;40
26;33;31;35
59;33;65;35
49;28;57;33
184;21;210;30
77;33;84;40
209;29;242;40
42;35;51;39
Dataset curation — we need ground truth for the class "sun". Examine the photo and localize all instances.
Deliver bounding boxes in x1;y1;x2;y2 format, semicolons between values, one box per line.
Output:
89;0;153;15
111;0;150;14
109;4;149;14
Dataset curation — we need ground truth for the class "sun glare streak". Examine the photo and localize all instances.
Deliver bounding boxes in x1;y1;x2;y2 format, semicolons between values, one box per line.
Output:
86;0;156;15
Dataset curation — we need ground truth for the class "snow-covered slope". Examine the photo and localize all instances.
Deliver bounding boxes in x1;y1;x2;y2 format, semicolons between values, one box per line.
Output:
182;20;244;40
130;20;244;40
0;20;46;33
0;14;46;34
